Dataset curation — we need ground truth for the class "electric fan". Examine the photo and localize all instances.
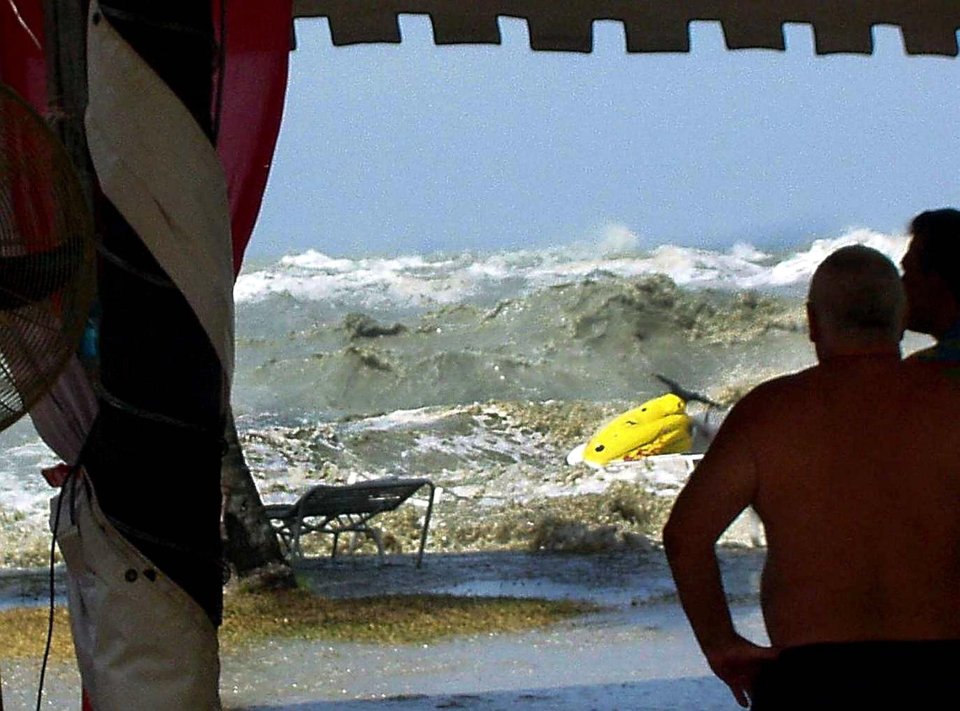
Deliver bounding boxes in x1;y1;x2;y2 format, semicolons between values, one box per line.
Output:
0;82;95;432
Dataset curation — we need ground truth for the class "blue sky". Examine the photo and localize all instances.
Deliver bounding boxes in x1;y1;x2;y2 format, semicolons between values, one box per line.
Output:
250;17;959;260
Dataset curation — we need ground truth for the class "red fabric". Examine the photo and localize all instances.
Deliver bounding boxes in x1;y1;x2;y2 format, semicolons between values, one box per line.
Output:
0;0;46;111
1;3;68;274
2;0;291;276
42;462;72;487
215;0;292;275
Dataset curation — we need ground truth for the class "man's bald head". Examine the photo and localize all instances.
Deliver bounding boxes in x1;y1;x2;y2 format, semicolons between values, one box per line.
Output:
808;246;905;352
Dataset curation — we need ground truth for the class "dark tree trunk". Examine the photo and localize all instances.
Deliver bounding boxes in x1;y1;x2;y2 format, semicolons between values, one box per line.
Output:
221;409;293;584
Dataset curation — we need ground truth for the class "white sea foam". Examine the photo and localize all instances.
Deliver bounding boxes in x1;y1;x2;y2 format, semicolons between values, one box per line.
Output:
0;434;59;524
730;242;770;261
236;228;908;310
596;222;642;255
741;228;908;288
234;248;476;307
340;405;472;433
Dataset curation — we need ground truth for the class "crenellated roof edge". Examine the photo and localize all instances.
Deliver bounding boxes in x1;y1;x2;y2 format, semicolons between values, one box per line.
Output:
292;1;960;56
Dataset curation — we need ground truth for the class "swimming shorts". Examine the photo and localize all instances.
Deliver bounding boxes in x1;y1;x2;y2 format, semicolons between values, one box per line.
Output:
750;640;960;710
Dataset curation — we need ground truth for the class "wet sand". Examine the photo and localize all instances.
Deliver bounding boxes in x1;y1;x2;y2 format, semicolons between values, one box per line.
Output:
225;601;764;711
225;548;766;710
0;548;766;710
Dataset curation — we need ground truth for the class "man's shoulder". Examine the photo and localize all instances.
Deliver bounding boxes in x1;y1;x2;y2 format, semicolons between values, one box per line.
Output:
721;369;812;428
737;369;812;407
906;342;960;382
902;357;960;391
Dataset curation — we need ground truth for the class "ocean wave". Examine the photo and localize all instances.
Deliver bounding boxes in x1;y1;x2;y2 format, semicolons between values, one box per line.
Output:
235;228;908;311
235;249;482;309
233;269;809;420
741;228;908;288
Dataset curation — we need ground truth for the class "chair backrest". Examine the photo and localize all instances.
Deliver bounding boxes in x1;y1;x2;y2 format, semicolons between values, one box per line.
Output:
297;479;427;518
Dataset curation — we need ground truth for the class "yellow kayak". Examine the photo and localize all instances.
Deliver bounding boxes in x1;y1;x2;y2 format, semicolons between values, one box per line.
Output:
566;393;693;468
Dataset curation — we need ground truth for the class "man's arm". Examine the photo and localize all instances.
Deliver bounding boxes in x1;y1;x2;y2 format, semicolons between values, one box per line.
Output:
663;400;776;706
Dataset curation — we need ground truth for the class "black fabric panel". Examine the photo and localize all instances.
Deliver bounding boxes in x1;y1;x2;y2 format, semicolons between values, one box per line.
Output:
96;203;222;426
83;0;225;625
97;0;215;137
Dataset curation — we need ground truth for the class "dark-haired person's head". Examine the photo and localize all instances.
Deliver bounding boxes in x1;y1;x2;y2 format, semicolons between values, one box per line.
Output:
807;245;905;359
901;209;960;339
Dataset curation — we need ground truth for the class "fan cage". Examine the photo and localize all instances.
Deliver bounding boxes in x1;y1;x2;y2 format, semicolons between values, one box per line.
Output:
0;83;96;433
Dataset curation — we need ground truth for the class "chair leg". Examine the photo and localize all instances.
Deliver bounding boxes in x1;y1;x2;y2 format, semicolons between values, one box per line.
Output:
272;523;293;558
416;483;436;569
291;520;303;559
367;528;385;565
331;532;339;559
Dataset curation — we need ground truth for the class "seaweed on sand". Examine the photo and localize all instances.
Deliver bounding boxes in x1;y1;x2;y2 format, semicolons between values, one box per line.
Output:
0;592;595;662
220;591;595;648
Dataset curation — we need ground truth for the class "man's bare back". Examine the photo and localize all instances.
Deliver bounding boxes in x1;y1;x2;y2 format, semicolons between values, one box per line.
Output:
664;245;960;707
722;355;960;647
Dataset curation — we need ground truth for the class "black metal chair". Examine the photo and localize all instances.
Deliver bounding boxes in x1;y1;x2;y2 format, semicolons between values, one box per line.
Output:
264;477;435;568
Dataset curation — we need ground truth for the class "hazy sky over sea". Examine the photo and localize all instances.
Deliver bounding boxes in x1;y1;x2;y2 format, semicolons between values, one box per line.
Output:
250;17;960;260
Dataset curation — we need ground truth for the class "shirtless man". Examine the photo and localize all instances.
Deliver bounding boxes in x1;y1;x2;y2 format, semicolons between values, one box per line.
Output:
901;208;960;367
663;245;960;708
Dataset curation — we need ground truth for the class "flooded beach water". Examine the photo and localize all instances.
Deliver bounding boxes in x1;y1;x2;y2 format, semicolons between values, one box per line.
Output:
223;547;766;710
0;548;765;710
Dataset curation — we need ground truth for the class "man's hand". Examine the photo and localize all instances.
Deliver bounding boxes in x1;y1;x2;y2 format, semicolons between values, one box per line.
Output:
706;636;780;708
